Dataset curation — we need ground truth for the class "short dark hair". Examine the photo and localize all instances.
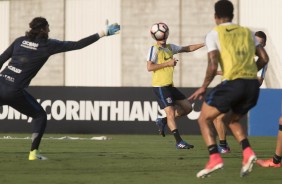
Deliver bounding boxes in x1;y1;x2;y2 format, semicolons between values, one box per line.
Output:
215;0;234;20
25;17;49;40
255;31;267;43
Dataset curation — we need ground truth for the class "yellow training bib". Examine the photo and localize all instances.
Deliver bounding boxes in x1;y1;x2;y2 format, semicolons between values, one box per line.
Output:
151;44;174;86
215;24;258;80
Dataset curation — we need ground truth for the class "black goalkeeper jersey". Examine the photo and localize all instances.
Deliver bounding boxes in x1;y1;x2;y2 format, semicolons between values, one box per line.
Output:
0;33;100;88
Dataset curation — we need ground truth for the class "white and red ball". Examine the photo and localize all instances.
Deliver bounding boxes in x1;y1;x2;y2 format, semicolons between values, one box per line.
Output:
150;23;169;41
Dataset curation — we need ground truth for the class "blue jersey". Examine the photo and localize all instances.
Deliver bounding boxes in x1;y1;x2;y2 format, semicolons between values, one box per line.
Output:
0;33;100;88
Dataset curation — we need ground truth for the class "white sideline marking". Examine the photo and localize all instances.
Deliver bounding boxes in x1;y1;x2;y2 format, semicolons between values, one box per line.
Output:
0;136;111;140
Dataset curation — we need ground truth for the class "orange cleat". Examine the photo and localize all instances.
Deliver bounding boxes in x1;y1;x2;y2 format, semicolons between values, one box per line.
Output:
256;159;281;168
240;147;257;177
196;153;224;178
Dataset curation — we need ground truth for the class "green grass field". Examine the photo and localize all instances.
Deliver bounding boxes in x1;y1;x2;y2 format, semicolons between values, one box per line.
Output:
0;134;281;184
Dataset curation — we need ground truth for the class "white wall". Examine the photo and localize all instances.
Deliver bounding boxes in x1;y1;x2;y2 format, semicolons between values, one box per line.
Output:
65;0;121;86
240;0;282;88
0;1;9;55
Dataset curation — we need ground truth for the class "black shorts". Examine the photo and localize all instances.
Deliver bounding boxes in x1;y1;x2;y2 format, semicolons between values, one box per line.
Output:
205;79;260;115
153;85;186;109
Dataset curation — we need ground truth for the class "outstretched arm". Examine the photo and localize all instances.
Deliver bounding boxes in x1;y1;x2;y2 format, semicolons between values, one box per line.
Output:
49;34;101;54
178;43;205;53
49;21;120;54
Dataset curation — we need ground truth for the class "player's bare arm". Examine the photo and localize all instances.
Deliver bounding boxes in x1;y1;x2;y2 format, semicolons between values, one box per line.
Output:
188;50;218;101
147;58;177;72
202;51;218;88
179;43;205;53
255;45;269;71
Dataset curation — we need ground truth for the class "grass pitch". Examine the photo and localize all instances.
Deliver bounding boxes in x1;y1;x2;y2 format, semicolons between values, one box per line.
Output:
0;134;281;184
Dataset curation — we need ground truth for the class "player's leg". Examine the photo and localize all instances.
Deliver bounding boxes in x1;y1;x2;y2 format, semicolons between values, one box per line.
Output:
256;116;282;167
198;102;221;147
225;112;256;176
173;87;192;118
173;99;194;148
163;105;177;131
196;102;223;178
153;86;185;137
163;105;193;149
174;99;192;118
275;116;282;160
153;86;193;149
162;89;193;137
174;99;194;147
228;79;260;176
197;79;252;178
171;88;194;149
213;113;231;153
214;114;227;141
196;81;233;178
153;87;168;136
8;90;47;160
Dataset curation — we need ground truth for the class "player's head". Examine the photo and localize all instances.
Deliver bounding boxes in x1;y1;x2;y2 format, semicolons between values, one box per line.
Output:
26;17;49;40
214;0;234;24
255;31;267;47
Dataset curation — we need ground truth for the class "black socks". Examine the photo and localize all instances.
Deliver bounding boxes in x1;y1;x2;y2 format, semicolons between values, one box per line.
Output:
172;129;182;143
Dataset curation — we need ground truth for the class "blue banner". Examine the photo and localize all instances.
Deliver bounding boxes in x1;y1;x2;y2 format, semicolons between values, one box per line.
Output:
249;89;282;136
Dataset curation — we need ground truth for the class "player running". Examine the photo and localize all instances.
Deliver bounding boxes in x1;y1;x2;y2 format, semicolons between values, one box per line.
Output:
0;17;120;160
147;22;204;149
213;31;269;154
188;0;269;178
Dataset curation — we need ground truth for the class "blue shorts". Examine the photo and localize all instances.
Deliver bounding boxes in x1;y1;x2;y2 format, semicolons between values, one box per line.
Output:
205;79;260;115
153;85;186;109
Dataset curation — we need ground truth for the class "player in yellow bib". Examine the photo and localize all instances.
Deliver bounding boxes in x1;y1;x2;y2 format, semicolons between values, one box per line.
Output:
147;23;204;149
188;0;269;178
214;31;269;154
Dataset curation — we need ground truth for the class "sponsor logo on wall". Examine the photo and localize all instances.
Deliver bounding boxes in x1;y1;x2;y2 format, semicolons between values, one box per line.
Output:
0;86;203;134
0;100;200;122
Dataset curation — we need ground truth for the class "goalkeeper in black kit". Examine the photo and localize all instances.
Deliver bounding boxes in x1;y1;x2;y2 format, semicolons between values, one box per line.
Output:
0;17;120;160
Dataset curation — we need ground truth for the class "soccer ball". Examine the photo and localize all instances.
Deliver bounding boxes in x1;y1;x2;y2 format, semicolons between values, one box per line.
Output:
150;22;169;41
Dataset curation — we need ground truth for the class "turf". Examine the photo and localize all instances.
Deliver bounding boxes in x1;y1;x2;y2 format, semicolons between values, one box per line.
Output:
0;134;281;184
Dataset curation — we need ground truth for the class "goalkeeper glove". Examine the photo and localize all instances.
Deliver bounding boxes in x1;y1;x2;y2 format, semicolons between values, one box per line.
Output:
99;19;120;37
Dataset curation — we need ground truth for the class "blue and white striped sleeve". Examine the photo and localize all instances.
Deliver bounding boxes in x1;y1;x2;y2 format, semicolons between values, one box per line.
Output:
147;46;158;63
170;44;182;54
